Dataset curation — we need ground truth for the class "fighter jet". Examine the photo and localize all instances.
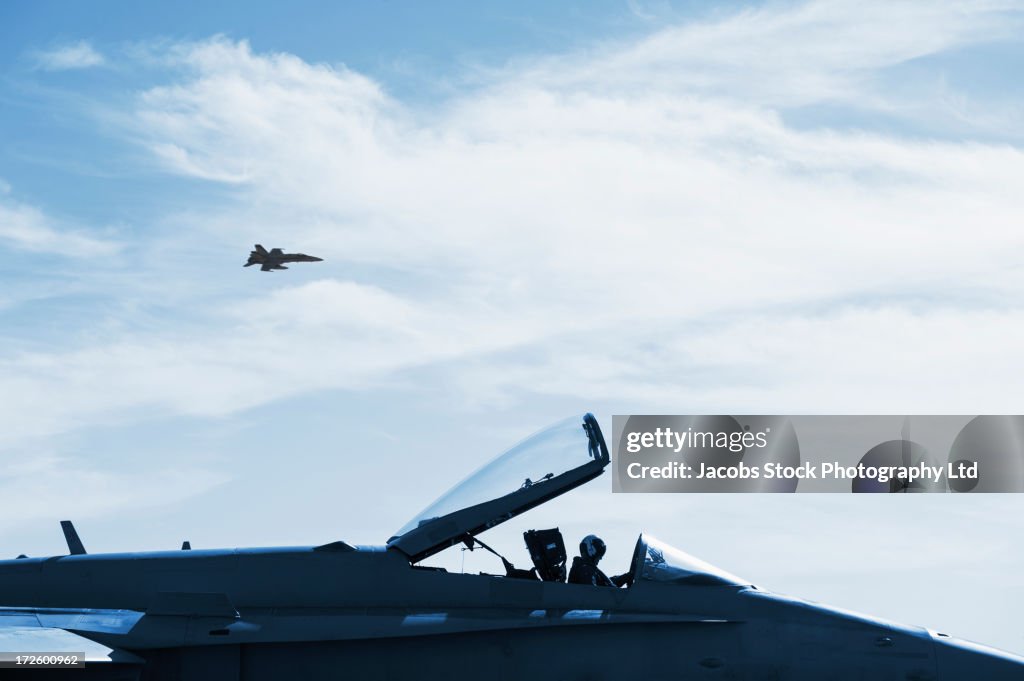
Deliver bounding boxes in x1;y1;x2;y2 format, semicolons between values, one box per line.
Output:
0;413;1021;680
244;244;323;271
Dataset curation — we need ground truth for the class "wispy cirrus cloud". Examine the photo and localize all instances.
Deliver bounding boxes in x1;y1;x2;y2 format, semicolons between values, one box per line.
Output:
522;0;1023;107
32;40;106;71
0;193;120;258
5;0;1024;446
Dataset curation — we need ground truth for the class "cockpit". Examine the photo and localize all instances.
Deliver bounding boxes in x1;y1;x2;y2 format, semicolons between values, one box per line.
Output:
386;413;750;590
631;534;747;587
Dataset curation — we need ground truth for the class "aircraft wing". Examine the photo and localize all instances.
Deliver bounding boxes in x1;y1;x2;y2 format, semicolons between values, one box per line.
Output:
0;607;145;672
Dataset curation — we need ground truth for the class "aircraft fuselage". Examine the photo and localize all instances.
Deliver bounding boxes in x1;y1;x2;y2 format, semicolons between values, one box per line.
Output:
0;546;1018;680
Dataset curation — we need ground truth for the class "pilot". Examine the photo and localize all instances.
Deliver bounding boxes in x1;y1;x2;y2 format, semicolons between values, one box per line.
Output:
568;535;629;587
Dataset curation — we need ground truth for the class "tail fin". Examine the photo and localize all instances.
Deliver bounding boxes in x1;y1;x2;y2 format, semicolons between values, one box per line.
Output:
254;244;268;255
60;520;86;555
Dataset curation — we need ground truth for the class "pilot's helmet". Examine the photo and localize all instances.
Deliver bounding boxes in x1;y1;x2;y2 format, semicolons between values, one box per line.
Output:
580;535;606;562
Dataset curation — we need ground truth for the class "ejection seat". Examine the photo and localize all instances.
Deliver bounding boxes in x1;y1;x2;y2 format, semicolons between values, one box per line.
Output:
524;528;568;582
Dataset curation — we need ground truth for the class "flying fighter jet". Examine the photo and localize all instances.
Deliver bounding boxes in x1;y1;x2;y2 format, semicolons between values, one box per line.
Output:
0;413;1021;680
244;244;323;271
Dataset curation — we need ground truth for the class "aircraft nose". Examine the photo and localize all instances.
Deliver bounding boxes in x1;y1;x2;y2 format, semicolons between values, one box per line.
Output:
934;633;1024;680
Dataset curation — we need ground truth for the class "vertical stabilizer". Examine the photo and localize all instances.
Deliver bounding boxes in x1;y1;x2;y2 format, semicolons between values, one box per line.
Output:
60;520;86;555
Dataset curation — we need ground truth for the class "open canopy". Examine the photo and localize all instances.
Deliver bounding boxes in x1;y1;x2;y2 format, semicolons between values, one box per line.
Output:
387;413;610;563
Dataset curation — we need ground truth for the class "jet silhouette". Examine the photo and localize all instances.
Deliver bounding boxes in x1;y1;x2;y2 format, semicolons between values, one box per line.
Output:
244;244;323;271
0;414;1022;679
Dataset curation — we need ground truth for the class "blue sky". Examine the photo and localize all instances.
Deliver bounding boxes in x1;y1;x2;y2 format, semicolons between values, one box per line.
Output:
2;0;1024;655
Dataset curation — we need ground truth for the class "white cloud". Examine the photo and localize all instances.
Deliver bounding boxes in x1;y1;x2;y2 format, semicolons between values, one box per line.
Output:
33;40;106;71
0;278;574;447
0;196;120;258
457;306;1024;413
6;0;1024;446
520;0;1023;108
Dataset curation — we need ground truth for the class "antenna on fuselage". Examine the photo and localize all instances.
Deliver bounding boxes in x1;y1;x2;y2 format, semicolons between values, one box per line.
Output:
60;520;86;555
